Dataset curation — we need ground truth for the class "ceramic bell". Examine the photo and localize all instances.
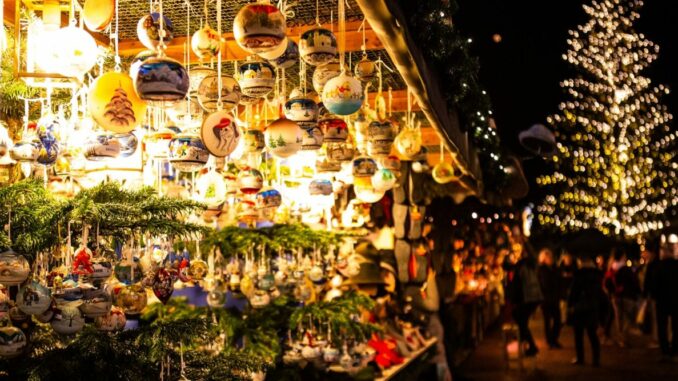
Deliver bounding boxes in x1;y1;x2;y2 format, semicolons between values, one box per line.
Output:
352;156;378;178
233;2;287;54
299;27;337;66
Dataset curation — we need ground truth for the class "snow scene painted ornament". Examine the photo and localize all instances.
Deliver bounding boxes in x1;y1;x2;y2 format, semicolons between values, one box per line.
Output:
84;133;121;161
233;2;287;55
299;28;337;66
322;72;364;116
238;58;276;98
0;325;27;359
326;141;355;162
238;168;264;194
265;118;302;158
244;129;266;153
51;305;85;335
319;117;348;143
9;139;39;163
89;72;147;134
188;65;215;94
352;156;378;178
309;179;333;196
135;56;189;102
198;75;241;112
191;23;220;60
83;0;114;32
17;281;52;315
80;287;113;318
301;126;324;151
95;306;127;332
268;39;299;69
201;110;241;157
129;50;157;83
312;61;340;94
354;55;377;82
0;250;30;286
137;13;174;50
284;97;319;130
256;187;282;209
168;132;209;172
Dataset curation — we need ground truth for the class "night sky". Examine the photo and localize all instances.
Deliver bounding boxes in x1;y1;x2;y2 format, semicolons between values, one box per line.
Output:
455;0;678;203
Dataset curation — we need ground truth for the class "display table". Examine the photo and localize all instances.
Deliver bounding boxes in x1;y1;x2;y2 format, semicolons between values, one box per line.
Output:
375;338;438;381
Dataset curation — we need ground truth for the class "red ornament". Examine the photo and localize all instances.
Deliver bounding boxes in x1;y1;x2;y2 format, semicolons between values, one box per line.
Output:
72;246;94;275
152;268;174;304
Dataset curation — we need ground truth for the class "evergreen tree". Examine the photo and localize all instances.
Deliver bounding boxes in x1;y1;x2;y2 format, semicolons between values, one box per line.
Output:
537;0;677;237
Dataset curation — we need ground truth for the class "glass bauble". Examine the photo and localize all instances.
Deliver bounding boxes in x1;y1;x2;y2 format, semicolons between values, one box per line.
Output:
250;289;270;309
84;133;121;161
238;168;264;194
322;72;363;116
90;257;114;281
268;39;299;69
83;0;114;32
256;187;282;209
80;286;113;318
236;200;258;222
238;58;275;98
0;325;27;359
0;250;30;286
188;259;208;281
152;268;174;304
135;56;189;102
200;110;240;158
89;72;146;134
233;3;286;54
354;55;377;82
319;117;348;143
301;126;324;151
299;28;337;66
51;305;85;335
95;306;127;332
284;97;318;130
312;61;340;94
206;288;226;308
264;118;302;158
115;284;147;316
352;156;377;177
137;13;174;50
257;36;288;60
195;170;227;208
191;23;220;60
198;75;241;112
114;257;143;285
17;281;51;315
168;132;209;172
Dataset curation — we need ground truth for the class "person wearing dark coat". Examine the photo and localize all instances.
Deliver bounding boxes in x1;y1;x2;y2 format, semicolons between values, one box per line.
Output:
538;248;562;349
508;254;544;357
646;245;678;360
567;256;604;366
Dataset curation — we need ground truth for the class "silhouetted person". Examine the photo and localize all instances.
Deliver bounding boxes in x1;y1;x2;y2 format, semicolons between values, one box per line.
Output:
538;248;562;348
508;253;543;356
646;244;678;361
568;256;604;366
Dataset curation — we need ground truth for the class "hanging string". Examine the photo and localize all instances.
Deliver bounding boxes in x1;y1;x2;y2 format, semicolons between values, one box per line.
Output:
216;0;223;111
315;0;320;26
338;0;346;71
113;0;121;72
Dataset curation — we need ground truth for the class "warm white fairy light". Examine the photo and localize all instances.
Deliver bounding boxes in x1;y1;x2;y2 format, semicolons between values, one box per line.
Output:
537;0;677;237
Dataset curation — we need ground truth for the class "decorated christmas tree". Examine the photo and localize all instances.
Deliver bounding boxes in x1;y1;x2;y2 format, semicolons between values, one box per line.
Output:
537;0;678;237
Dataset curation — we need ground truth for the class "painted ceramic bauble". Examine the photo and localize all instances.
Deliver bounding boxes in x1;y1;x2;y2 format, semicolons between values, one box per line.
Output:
354;184;385;203
152;268;174;304
319;117;348;143
90;257;114;281
0;325;27;359
201;110;240;157
366;139;392;158
367;120;397;142
312;61;340;94
168;132;209;172
94;306;126;332
257;36;288;60
0;250;30;286
197;75;241;112
371;168;396;192
80;287;113;318
135;56;189;102
299;28;337;66
51;305;85;335
115;284;147;316
144;127;175;158
84;133;121;161
238;168;264;194
394;128;422;159
380;155;401;173
137;13;174;50
244;129;265;153
301;126;324;151
354;55;377;82
188;65;215;94
309;179;333;196
9;139;39;162
17;281;51;315
352;156;377;178
264;118;302;158
236;199;258;222
326;141;355;162
167;98;203;129
323;346;340;363
239;93;261;105
256;187;282;209
52;26;98;78
284;97;318;129
191;23;220;60
233;2;286;54
129;50;157;83
89;72;146;134
322;72;363;115
238;58;275;98
268;39;299;69
83;0;114;32
250;289;270;308
315;154;341;173
195;170;227;208
432;162;460;184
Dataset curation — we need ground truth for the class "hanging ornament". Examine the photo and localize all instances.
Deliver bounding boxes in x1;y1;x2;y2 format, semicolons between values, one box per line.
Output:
312;61;341;94
89;72;146;134
244;129;266;153
115;284;148;316
206;288;226;308
51;305;85;335
52;25;99;78
201;110;241;157
238;168;264;194
238;58;276;98
83;0;115;32
315;151;341;173
379;155;401;176
91;257;114;281
352;156;377;178
309;179;333;196
354;54;376;82
326;141;355;162
432;161;460;184
17;281;52;315
0;249;30;286
319;116;348;143
130;50;158;82
198;75;241;112
137;13;174;50
168;132;209;172
0;323;27;359
236;199;259;223
366;120;396;157
152;268;174;304
144;127;176;159
300;28;337;66
188;65;215;94
394;127;422;159
84;133;122;161
9;139;39;163
135;56;190;102
72;245;94;276
95;306;127;332
322;72;364;116
250;289;271;308
167;99;203;129
189;259;208;281
233;2;287;55
371;168;396;192
191;23;220;60
301;126;324;151
257;37;289;60
196;169;227;208
80;286;113;318
268;39;299;69
264;118;302;158
256;187;282;209
354;183;385;203
284;97;319;130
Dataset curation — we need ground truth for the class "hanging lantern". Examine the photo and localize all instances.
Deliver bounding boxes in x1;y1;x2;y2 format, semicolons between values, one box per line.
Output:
198;75;241;112
83;0;115;32
0;325;27;359
135;56;190;102
352;156;377;178
354;55;376;82
264;118;302;158
284;97;318;130
137;13;174;50
268;39;299;69
201;110;241;157
191;23;221;60
394;128;422;159
233;2;287;55
84;133;121;161
301;126;324;151
52;25;99;78
371;168;396;192
238;168;264;194
130;50;157;83
319;117;348;143
244;129;266;153
312;61;340;94
238;58;275;98
299;28;337;66
322;72;364;116
17;281;51;315
168;132;209;172
89;72;147;134
256;187;282;209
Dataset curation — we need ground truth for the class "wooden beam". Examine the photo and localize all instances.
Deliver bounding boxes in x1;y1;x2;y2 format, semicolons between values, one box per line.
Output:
3;0;17;25
366;89;421;113
118;20;382;63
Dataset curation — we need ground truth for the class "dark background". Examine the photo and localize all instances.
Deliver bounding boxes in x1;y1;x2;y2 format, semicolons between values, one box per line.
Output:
455;0;678;205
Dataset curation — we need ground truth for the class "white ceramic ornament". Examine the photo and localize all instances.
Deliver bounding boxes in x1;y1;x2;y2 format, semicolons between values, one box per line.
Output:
201;110;241;157
322;72;364;116
191;23;220;60
264;118;302;158
51;305;85;335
